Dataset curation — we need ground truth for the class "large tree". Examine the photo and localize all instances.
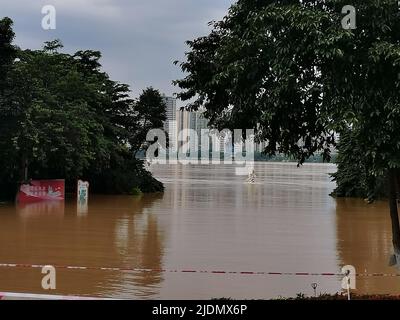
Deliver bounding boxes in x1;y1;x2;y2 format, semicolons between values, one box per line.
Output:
0;17;15;84
128;87;167;158
175;1;400;261
0;17;18;198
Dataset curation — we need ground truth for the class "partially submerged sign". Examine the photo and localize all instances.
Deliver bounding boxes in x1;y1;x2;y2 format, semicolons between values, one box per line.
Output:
77;180;89;215
17;180;65;203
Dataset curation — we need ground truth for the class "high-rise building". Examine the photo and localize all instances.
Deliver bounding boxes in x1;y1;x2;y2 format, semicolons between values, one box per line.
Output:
189;111;209;153
162;96;177;150
176;109;210;157
189;111;209;134
177;107;190;140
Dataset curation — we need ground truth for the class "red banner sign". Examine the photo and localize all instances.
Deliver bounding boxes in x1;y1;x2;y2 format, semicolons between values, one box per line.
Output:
17;180;65;203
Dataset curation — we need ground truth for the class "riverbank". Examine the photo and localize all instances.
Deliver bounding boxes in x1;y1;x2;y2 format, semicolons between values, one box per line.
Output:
279;293;400;300
217;293;400;300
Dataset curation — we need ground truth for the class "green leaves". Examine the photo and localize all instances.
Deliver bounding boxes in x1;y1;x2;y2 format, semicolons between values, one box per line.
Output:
128;87;167;156
0;18;164;197
0;17;16;81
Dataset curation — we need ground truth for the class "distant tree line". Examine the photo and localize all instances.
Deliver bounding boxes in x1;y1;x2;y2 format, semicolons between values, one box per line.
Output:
254;152;337;163
0;17;165;200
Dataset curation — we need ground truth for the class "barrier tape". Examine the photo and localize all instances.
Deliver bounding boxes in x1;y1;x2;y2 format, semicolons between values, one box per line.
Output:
0;292;113;300
0;263;399;277
0;263;339;276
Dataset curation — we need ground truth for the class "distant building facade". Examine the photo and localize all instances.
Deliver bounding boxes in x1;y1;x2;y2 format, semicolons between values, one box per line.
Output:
162;96;177;151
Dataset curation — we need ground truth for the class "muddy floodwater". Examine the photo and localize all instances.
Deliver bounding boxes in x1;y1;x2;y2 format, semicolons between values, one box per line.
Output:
0;163;398;299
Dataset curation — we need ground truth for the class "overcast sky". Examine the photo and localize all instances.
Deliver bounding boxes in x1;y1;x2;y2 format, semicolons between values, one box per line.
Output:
1;0;234;103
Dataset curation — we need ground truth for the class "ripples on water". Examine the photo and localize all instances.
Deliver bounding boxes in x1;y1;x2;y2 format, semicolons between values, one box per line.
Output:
0;163;397;299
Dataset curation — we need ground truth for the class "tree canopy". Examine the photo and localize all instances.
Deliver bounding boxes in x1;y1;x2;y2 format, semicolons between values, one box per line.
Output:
128;87;167;157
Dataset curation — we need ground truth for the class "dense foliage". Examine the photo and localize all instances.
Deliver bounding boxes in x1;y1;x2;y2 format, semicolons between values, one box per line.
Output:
0;18;165;200
331;129;387;201
128;87;168;157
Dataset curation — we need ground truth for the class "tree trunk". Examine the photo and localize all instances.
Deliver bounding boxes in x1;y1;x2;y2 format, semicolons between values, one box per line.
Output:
388;169;400;264
19;156;28;182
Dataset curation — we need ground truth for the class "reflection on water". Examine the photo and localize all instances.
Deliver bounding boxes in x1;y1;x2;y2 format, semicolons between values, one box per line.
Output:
0;163;399;299
17;201;65;218
0;195;165;299
151;163;340;299
336;198;400;295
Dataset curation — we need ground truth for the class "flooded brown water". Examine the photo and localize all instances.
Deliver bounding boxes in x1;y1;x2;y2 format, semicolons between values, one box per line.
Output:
0;163;398;299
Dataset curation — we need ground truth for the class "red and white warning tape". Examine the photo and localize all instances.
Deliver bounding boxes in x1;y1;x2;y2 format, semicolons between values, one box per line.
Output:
0;263;341;276
0;291;113;300
0;262;399;277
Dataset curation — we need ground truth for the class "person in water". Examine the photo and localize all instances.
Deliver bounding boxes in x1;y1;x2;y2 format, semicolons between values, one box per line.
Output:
246;169;256;183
